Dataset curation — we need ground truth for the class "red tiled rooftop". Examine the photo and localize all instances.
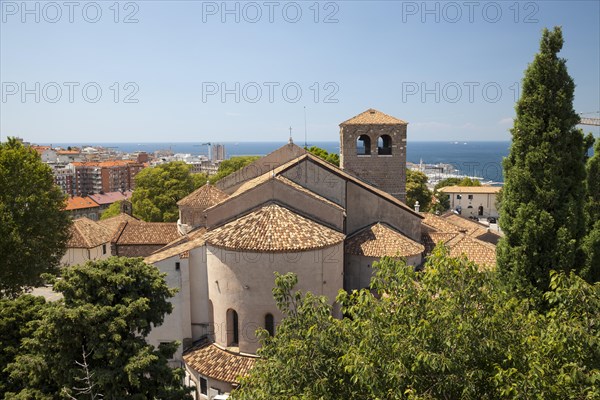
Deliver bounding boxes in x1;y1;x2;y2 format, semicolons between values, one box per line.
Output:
112;221;179;245
88;191;133;205
65;196;99;211
183;338;257;384
68;217;112;248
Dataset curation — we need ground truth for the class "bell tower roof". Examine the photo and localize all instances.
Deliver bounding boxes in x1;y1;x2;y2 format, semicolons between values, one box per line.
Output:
339;108;407;126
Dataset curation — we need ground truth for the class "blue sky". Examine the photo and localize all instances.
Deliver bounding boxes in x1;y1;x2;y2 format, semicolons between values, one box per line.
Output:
1;0;599;143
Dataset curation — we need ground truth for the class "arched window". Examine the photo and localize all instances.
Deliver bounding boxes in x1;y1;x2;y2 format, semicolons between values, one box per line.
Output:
226;309;239;346
377;135;392;155
356;135;371;155
265;313;275;336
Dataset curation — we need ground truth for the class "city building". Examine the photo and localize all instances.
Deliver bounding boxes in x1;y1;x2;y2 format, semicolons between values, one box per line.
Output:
57;149;83;163
212;144;226;161
111;221;180;257
438;185;502;218
61;217;112;266
65;196;101;220
70;160;144;196
53;165;76;196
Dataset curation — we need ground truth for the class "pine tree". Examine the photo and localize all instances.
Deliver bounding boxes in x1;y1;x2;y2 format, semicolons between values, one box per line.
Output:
497;27;588;297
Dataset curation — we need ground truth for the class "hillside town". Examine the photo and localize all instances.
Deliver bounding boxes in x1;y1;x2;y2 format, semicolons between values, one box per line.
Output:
51;109;503;398
15;140;228;220
2;2;599;398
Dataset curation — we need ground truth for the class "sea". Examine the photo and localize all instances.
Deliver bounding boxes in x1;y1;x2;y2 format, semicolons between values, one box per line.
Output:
46;141;511;183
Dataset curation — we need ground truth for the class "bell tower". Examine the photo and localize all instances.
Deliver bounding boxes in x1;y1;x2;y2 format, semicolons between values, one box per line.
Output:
339;108;407;202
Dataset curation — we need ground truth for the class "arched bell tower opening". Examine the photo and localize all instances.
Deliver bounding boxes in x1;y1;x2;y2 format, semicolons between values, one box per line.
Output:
339;109;407;202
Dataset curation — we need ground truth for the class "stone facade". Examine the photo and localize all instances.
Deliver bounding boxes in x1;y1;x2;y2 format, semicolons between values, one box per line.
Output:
339;109;407;202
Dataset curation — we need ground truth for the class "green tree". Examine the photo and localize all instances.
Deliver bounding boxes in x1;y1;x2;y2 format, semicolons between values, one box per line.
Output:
5;257;192;399
0;295;47;397
0;138;71;298
132;161;197;222
192;172;209;189
582;138;600;282
406;170;432;212
497;27;589;297
433;177;481;191
99;200;123;220
305;146;340;166
233;248;600;399
209;156;261;184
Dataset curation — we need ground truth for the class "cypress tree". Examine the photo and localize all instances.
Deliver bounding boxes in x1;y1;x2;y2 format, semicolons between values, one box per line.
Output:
497;27;588;296
582;138;600;282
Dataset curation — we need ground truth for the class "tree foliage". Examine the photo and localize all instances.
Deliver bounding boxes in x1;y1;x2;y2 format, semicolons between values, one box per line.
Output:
0;295;47;396
497;27;590;296
131;161;200;222
305;146;340;166
582;138;600;282
209;156;261;184
4;257;192;399
406;170;432;212
233;248;600;399
99;200;123;220
0;138;71;298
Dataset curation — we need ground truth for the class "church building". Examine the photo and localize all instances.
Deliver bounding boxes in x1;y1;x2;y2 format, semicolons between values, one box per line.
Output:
142;109;492;399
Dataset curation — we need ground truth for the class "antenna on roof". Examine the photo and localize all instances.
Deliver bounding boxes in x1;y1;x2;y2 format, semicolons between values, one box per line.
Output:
304;106;307;148
288;126;293;144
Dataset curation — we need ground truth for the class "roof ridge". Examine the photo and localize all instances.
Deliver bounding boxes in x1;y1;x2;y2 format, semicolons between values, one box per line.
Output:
339;108;407;126
73;220;91;248
302;153;422;218
111;221;128;243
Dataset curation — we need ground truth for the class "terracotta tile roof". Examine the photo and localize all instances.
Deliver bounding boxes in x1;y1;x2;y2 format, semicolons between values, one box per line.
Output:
421;212;497;268
89;191;133;205
145;227;207;264
57;150;80;155
445;234;497;269
98;160;138;167
339;108;407;125
65;196;100;211
145;235;206;263
421;213;462;233
112;221;179;245
70;160;137;168
438;185;502;194
345;223;424;258
475;231;502;245
177;183;229;209
421;231;496;269
443;214;489;237
184;338;257;384
97;213;139;235
421;231;459;254
67;217;112;248
32;145;51;155
204;203;345;252
229;172;273;199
